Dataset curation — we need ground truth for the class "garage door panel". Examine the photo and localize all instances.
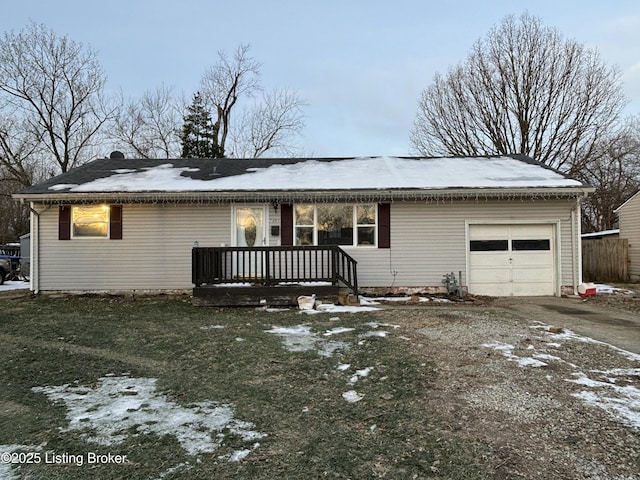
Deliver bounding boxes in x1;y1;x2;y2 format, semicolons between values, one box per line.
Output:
470;268;512;283
512;268;553;283
470;224;510;238
511;253;553;268
473;283;512;296
509;224;553;238
469;254;511;267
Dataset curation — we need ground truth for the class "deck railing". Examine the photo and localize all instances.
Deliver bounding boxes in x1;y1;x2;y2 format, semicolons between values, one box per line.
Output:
192;245;358;294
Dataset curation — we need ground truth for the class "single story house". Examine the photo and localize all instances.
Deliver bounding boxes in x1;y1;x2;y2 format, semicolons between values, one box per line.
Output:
14;155;593;298
615;191;640;281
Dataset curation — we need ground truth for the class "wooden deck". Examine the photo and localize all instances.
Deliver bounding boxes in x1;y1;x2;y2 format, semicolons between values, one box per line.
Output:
191;246;357;307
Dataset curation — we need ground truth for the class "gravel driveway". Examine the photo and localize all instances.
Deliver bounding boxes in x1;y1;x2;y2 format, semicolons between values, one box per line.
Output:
381;293;640;479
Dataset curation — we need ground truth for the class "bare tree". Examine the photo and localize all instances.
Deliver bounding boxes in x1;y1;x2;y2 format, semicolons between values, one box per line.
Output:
411;13;627;175
110;85;181;158
0;22;115;174
232;89;307;158
197;44;305;158
579;117;640;232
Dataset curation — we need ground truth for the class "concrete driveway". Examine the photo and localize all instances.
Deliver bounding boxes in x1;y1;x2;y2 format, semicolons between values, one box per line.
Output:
492;295;640;355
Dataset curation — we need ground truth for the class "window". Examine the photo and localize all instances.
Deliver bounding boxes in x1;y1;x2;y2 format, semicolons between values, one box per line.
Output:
469;240;508;251
72;205;110;238
512;239;551;251
294;204;377;247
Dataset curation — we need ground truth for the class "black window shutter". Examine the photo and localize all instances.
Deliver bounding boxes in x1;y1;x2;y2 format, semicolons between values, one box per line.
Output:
281;204;293;246
59;205;71;240
110;205;123;239
378;203;390;248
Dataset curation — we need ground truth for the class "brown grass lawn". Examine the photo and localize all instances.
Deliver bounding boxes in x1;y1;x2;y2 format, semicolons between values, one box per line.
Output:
0;295;491;479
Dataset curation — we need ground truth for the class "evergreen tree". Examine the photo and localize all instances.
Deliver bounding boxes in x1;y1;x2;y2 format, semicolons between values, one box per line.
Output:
179;92;222;158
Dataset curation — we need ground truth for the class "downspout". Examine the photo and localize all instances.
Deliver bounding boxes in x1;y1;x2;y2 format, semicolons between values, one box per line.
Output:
576;201;583;289
571;207;582;295
23;202;50;294
572;197;585;296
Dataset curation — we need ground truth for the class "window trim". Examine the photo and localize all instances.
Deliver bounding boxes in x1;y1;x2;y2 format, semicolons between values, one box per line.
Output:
293;203;378;248
71;205;110;239
59;205;123;240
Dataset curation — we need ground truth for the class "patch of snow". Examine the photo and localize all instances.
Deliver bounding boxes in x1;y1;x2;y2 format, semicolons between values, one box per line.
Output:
0;445;32;480
200;325;225;330
0;280;30;292
48;183;79;191
531;324;640;362
219;443;261;463
594;284;636;296
364;322;400;329
361;296;412;303
302;304;379;314
266;325;350;357
349;367;373;384
342;390;364;403
482;342;548;368
336;363;351;371
323;327;355;336
31;375;266;458
568;373;640;430
359;331;389;338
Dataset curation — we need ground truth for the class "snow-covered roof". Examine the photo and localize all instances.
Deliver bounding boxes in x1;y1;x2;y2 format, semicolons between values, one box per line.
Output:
15;155;591;203
581;229;620;239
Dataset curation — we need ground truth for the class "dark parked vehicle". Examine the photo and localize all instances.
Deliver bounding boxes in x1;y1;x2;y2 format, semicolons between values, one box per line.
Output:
0;244;22;284
0;257;10;285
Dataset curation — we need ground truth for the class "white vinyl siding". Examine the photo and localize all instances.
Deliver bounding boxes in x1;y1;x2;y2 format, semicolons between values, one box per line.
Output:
37;204;231;291
34;198;580;293
345;199;578;291
617;193;640;280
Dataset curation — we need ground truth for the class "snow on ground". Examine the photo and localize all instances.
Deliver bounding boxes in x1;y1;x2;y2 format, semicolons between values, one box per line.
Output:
31;375;265;458
484;324;640;431
0;280;29;292
265;325;350;357
359;296;452;305
342;390;364;403
303;304;380;314
0;444;33;480
266;320;390;403
594;284;636;296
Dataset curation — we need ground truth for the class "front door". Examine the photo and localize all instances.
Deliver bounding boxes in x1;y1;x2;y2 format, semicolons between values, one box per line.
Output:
233;206;267;279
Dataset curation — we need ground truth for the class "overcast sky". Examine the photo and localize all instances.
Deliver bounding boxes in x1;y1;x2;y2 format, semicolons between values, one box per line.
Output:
2;1;639;158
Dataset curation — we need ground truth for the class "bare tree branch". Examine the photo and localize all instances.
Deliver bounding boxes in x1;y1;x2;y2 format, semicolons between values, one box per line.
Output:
411;13;627;175
0;22;115;173
109;84;181;158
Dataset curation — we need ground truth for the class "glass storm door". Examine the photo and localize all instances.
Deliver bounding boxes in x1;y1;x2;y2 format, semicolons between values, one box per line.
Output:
234;206;267;279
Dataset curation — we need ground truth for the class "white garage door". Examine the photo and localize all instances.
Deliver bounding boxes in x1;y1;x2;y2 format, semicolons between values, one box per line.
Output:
469;224;555;296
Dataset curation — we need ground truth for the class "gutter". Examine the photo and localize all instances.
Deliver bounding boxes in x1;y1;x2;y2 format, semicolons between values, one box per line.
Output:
13;186;596;205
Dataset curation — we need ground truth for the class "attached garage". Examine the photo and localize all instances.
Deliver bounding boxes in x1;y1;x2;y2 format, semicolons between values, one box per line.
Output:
468;223;556;296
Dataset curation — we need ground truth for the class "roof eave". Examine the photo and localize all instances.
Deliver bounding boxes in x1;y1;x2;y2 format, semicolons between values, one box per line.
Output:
13;186;594;204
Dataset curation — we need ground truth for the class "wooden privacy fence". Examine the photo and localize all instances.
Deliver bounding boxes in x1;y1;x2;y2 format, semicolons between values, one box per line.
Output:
582;238;629;282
